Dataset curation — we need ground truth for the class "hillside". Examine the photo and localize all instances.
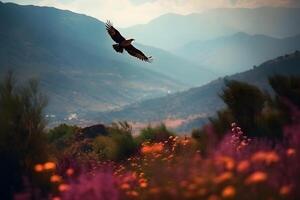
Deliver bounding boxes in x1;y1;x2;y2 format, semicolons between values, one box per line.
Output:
97;51;300;131
0;2;215;124
176;32;300;75
122;7;300;50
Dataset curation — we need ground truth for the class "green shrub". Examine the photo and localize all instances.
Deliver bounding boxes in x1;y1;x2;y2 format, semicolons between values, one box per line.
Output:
0;72;49;199
93;136;119;160
137;124;175;144
107;121;137;160
47;124;79;151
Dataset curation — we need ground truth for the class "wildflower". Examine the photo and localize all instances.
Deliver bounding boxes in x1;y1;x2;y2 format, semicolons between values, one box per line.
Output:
140;182;148;188
127;190;139;197
208;194;220;200
44;162;56;170
197;188;207;196
214;172;233;184
66;168;74;176
286;148;296;157
245;171;267;185
180;180;188;187
52;197;61;200
237;160;250;173
215;156;235;170
141;143;163;154
50;175;62;183
139;178;148;188
34;164;44;172
58;184;70;192
120;183;130;190
187;183;197;191
222;185;236;198
194;176;205;185
280;185;292;196
251;151;279;164
149;187;160;194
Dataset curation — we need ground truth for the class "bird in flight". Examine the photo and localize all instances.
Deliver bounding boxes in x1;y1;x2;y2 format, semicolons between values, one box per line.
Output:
105;21;152;63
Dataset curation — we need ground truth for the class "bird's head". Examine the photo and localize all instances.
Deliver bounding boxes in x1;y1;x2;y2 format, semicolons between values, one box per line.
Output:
129;39;135;43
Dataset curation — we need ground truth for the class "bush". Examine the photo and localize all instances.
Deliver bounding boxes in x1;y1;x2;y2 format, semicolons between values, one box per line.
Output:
0;72;49;199
93;136;119;160
220;80;266;135
107;122;137;160
48;124;79;152
137;124;175;145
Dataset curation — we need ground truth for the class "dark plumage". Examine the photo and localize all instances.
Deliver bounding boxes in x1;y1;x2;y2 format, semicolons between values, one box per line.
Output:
105;21;152;62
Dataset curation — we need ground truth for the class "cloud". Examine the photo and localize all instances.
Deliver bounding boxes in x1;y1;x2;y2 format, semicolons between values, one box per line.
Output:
3;0;300;27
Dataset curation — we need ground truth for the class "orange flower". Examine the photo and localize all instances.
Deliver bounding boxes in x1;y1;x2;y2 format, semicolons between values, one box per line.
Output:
140;182;148;188
52;197;61;200
197;188;207;196
222;185;236;198
215;156;235;170
208;195;220;200
120;183;130;190
34;164;44;172
141;143;163;154
44;162;56;170
187;183;197;191
127;190;139;197
214;172;233;184
245;171;267;185
286;148;296;157
237;160;250;173
194;176;205;185
280;185;292;196
251;151;279;164
180;180;188;187
50;175;62;183
58;184;70;192
139;178;148;188
66;168;74;176
149;187;160;194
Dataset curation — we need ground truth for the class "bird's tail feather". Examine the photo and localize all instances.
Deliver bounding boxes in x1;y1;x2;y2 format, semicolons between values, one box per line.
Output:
113;44;123;53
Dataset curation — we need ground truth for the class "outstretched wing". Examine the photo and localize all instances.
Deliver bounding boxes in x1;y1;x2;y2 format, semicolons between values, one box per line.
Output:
125;45;152;63
105;21;125;43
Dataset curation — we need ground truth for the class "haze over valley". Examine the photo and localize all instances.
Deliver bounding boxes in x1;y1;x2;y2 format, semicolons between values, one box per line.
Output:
1;1;300;130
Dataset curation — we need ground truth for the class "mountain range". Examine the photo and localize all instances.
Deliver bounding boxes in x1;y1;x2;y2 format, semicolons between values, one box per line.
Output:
122;7;300;51
97;51;300;132
0;2;215;124
176;32;300;75
1;2;300;128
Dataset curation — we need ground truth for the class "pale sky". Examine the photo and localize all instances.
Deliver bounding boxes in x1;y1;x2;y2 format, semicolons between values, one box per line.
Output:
2;0;300;27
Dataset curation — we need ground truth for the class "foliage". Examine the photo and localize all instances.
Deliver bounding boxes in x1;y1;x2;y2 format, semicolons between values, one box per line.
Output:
48;124;79;151
136;124;175;145
269;75;300;108
93;136;119;161
29;119;300;200
220;80;266;135
0;72;49;199
5;73;300;200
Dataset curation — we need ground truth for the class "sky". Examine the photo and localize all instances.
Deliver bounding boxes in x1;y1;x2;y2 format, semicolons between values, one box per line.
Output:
2;0;300;27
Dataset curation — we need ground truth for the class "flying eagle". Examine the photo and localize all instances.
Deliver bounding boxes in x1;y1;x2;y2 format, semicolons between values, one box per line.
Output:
105;21;152;62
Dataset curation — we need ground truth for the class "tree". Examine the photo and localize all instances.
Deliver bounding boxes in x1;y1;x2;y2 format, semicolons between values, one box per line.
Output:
269;75;300;109
0;72;49;199
220;80;266;136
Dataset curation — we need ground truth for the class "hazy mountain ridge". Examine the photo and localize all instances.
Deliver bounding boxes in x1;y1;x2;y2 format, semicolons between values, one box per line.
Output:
176;32;300;75
0;2;216;124
122;7;300;50
97;51;300;130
